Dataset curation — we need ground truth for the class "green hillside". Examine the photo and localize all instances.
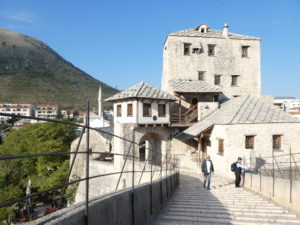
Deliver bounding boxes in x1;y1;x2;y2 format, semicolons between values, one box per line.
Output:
0;28;118;109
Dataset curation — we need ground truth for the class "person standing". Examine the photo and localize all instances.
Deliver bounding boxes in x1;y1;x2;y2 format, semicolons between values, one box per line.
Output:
235;157;246;188
201;155;214;189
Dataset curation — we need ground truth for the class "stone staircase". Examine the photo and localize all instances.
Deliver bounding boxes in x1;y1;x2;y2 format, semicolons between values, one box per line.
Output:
151;172;300;225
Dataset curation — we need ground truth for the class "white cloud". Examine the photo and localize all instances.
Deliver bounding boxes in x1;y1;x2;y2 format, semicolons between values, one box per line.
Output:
1;11;38;26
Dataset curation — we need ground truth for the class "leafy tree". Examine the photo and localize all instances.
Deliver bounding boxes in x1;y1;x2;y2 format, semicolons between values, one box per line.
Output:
0;121;77;224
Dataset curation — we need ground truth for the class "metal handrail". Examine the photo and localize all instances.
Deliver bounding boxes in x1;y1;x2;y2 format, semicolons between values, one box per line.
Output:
0;110;178;225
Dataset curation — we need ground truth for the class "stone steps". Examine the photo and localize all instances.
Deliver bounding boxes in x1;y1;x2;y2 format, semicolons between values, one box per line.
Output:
160;214;300;224
151;173;300;225
164;210;297;218
168;207;289;214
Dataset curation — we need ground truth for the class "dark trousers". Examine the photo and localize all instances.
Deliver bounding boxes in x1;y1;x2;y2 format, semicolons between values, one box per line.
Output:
235;173;241;187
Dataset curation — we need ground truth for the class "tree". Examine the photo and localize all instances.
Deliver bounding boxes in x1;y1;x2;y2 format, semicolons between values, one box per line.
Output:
0;121;77;224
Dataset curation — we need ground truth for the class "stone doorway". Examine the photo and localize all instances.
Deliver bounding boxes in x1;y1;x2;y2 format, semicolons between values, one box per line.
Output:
139;132;162;166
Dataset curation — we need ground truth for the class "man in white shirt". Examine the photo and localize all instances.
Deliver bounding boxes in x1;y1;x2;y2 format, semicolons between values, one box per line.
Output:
201;155;214;189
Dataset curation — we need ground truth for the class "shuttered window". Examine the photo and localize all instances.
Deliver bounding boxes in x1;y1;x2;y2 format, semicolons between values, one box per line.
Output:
143;103;152;117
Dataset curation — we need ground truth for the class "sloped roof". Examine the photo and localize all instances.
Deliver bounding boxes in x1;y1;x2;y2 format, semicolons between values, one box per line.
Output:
168;29;260;40
176;95;300;142
105;82;176;102
170;79;222;93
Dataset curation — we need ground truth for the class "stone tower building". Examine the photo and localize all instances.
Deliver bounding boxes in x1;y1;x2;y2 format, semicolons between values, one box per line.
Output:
161;23;261;101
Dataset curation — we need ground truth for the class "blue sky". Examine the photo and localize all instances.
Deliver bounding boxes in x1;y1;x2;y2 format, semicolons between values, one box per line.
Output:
0;0;300;97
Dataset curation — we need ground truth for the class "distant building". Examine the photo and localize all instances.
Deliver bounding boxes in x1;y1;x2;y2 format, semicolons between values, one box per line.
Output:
274;97;300;111
35;104;60;119
61;110;78;119
0;103;34;123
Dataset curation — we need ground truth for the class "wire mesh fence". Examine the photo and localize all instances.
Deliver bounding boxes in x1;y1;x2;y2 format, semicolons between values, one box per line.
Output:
0;105;178;225
243;150;300;181
243;149;300;202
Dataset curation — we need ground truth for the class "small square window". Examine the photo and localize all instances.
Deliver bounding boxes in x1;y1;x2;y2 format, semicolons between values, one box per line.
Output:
158;104;166;117
117;104;122;117
273;135;282;150
231;75;239;86
208;44;215;56
214;75;221;85
198;71;205;81
245;136;255;149
127;103;133;117
242;46;249;57
143;103;152;117
218;139;224;155
184;43;191;55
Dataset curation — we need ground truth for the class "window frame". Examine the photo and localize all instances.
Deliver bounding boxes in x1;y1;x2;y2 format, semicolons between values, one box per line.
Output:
127;103;133;117
218;138;224;155
198;71;205;81
214;74;221;85
231;75;239;87
245;135;255;149
272;135;282;150
158;104;166;117
242;46;249;58
183;43;191;56
208;44;216;56
116;104;122;117
143;103;152;117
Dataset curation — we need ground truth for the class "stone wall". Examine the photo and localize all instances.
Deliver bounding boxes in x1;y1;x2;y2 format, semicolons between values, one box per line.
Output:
205;123;300;179
70;129;112;178
162;35;261;100
29;173;179;225
244;173;300;213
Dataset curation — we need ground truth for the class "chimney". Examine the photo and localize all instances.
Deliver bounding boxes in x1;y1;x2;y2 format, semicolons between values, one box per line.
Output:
198;102;219;121
223;23;229;38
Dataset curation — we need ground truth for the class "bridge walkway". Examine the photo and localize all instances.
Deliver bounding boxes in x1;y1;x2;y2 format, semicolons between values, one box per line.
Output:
151;171;300;225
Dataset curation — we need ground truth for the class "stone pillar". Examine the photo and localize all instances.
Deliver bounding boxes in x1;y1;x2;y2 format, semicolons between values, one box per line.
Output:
113;123;136;169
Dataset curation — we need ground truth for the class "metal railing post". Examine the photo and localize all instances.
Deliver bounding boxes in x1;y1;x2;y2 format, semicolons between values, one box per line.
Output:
259;153;261;192
85;101;90;225
58;127;86;208
160;152;163;204
290;147;292;203
116;142;133;190
272;150;275;197
250;156;252;188
166;154;168;198
291;154;300;177
150;149;153;215
131;130;135;225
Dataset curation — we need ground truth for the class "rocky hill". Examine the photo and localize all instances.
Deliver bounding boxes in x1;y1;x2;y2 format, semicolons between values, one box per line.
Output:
0;28;118;109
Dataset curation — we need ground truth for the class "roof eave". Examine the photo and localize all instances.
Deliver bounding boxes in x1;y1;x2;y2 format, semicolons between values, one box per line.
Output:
105;97;176;102
174;91;222;94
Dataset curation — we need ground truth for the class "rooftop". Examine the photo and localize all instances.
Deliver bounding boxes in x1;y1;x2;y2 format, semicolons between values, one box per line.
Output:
176;95;300;142
169;79;222;93
105;82;176;102
168;24;260;40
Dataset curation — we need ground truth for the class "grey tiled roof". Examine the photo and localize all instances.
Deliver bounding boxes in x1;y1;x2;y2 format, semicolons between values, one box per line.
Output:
176;95;300;142
169;29;260;40
105;82;176;102
170;79;222;93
